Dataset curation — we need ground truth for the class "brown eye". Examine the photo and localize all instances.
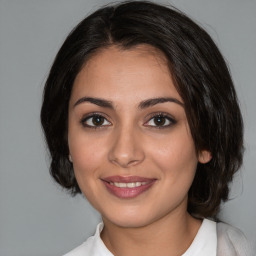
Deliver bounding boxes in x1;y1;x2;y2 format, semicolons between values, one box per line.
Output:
145;114;176;128
92;115;105;126
153;116;167;126
82;114;111;128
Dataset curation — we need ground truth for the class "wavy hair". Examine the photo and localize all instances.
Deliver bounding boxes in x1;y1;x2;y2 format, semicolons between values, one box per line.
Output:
41;1;244;218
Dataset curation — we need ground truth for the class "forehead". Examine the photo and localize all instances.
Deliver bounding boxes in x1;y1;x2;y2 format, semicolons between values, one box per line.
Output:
70;44;181;104
87;44;169;66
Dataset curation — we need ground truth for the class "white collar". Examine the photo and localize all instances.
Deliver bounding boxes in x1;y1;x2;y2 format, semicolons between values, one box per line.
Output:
95;219;217;256
64;218;217;256
182;218;217;256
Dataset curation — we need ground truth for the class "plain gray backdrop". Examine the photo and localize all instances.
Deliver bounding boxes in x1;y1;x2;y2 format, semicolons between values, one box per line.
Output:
0;0;255;255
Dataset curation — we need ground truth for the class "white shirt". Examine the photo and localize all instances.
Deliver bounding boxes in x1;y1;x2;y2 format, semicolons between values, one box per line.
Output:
182;219;216;255
63;219;217;256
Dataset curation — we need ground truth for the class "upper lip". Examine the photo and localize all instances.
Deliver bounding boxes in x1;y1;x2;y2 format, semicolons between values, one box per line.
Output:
101;176;156;183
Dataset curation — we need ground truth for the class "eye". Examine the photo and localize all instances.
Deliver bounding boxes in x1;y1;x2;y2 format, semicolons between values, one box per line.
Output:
81;114;111;128
145;114;176;128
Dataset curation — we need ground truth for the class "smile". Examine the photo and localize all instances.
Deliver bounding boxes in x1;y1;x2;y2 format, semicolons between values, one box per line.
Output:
109;182;149;188
101;176;156;199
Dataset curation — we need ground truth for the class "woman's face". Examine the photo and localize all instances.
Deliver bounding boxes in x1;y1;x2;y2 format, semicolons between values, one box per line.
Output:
68;45;210;228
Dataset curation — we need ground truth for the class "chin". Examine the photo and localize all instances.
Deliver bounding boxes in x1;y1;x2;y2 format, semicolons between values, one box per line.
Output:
108;217;151;229
102;208;161;229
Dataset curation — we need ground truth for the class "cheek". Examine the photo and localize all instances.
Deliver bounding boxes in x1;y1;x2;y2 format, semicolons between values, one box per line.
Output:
68;131;107;183
147;129;198;178
148;133;198;206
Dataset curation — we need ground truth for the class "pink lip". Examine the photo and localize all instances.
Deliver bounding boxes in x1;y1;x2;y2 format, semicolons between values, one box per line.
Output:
101;176;156;199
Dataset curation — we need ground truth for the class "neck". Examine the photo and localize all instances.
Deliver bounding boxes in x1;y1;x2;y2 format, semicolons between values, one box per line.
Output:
100;208;202;256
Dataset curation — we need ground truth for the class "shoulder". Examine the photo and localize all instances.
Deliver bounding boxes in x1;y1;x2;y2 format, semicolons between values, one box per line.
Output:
216;222;253;256
63;236;95;256
62;222;113;256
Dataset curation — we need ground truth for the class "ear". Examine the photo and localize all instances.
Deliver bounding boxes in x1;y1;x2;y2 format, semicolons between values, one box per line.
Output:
198;150;212;164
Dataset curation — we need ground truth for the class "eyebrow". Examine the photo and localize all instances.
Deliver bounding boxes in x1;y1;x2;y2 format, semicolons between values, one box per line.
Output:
73;97;113;109
73;96;183;109
138;97;184;109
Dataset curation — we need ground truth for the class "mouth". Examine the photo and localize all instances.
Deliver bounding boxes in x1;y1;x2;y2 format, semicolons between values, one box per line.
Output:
108;181;149;188
101;176;156;199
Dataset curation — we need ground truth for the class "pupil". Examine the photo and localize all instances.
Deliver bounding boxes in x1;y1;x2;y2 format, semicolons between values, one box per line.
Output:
154;116;165;126
92;116;104;126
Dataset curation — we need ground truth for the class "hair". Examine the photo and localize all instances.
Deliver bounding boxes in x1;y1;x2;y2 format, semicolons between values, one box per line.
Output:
41;0;244;218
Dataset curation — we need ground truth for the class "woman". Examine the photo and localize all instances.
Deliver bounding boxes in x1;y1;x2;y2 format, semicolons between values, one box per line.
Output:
41;1;252;255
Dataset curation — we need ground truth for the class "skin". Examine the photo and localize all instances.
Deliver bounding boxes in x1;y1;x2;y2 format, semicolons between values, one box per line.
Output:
68;45;211;256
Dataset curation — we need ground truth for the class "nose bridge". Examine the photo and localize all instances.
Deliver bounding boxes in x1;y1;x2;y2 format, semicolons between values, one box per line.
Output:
108;122;144;167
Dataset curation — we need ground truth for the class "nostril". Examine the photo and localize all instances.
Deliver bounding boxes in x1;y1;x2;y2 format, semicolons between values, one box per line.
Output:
110;156;144;168
108;128;145;167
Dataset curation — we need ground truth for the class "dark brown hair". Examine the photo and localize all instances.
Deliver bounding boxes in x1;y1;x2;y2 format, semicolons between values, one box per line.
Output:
41;1;244;218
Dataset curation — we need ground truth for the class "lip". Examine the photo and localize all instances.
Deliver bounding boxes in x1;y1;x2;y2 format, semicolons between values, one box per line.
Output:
101;176;157;199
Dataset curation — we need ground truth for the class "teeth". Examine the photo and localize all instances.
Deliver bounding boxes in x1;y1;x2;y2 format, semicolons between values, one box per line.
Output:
127;182;135;188
110;182;148;188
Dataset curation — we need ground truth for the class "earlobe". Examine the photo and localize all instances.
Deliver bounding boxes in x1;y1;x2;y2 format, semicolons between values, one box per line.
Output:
198;150;212;164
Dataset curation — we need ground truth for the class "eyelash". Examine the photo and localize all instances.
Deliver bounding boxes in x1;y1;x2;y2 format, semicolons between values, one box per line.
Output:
144;112;176;129
80;112;176;129
80;112;111;129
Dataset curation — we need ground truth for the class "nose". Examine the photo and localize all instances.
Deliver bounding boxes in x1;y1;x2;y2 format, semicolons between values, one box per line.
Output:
108;125;145;168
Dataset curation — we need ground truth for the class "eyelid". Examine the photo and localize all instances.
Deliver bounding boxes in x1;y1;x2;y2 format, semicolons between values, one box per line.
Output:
80;112;112;128
144;112;177;128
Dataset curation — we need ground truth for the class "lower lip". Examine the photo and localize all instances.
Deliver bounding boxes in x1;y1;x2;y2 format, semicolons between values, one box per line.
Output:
102;181;156;199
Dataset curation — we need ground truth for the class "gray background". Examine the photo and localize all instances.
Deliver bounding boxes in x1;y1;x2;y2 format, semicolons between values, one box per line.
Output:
0;0;255;255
